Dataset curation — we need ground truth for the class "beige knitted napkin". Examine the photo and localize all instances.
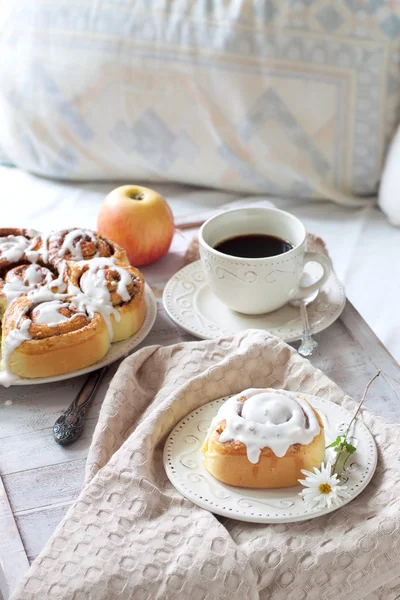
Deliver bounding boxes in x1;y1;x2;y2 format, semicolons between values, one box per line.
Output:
11;329;400;600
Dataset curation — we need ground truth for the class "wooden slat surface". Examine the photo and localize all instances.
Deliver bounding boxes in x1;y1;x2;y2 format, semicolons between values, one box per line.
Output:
15;504;73;564
312;302;400;421
0;421;97;475
311;301;400;422
0;477;29;599
3;459;86;513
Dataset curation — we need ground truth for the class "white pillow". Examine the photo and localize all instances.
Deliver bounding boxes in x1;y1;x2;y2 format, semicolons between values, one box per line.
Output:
0;1;399;206
379;127;400;225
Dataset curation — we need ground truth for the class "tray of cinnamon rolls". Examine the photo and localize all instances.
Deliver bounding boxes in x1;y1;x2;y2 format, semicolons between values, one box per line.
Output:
163;388;377;523
0;228;157;386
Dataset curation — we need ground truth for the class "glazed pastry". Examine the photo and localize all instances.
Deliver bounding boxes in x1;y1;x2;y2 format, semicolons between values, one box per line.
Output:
202;388;325;489
0;228;42;271
72;258;146;342
2;293;110;378
46;228;129;267
0;264;64;314
0;227;147;383
0;230;50;318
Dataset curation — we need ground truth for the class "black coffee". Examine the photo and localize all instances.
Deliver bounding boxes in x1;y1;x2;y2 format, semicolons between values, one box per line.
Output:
214;234;293;258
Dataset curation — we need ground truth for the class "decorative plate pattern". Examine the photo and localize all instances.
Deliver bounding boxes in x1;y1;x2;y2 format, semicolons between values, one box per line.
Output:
163;393;377;524
2;284;157;386
163;260;345;342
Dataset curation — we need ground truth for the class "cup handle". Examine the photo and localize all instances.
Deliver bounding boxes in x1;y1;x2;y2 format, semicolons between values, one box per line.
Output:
295;252;331;299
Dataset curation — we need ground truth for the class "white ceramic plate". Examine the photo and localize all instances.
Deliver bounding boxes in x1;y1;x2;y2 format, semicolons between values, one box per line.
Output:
1;284;157;386
163;393;377;524
163;260;345;342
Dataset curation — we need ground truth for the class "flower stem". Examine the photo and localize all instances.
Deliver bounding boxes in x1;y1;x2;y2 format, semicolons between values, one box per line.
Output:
331;370;380;476
343;371;380;439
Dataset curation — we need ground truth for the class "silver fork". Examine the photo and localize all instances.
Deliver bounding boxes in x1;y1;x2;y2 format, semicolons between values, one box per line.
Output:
290;272;319;357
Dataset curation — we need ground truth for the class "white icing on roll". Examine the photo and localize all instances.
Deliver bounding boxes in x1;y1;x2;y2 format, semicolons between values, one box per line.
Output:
32;300;85;326
58;229;98;260
26;229;40;238
26;267;119;340
50;260;67;293
25;265;47;285
27;286;65;305
39;232;50;263
0;235;32;263
65;257;136;339
1;320;32;385
3;265;54;304
79;257;132;303
25;250;39;263
0;232;41;265
206;388;320;464
69;292;118;340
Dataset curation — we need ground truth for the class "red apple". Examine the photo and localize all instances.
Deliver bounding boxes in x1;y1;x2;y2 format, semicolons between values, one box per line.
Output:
97;185;174;266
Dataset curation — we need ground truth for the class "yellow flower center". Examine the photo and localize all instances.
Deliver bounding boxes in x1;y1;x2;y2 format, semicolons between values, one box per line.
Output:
319;483;332;494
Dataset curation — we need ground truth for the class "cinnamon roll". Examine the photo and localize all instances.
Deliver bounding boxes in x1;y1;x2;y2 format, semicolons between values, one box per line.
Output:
71;257;146;342
47;228;128;267
0;263;64;312
202;388;325;489
0;228;41;272
2;294;110;378
0;226;147;382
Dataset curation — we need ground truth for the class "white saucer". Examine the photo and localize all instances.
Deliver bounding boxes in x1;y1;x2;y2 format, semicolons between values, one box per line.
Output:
0;284;157;386
163;260;345;342
163;393;377;524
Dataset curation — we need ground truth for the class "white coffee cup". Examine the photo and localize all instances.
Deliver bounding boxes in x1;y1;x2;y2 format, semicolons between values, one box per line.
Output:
198;207;331;315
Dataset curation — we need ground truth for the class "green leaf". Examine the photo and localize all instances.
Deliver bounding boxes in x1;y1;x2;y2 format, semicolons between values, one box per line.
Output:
326;436;344;449
344;442;356;454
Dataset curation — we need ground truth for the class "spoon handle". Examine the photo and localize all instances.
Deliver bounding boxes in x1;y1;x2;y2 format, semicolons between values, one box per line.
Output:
298;303;318;357
53;367;108;445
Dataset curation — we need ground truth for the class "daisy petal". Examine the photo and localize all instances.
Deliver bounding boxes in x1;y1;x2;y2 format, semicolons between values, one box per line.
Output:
300;469;314;477
298;479;309;486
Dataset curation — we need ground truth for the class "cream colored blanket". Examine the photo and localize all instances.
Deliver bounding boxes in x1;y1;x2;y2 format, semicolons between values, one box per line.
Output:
11;330;400;600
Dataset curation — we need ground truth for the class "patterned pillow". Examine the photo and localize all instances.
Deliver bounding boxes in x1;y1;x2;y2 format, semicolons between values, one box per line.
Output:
0;1;399;205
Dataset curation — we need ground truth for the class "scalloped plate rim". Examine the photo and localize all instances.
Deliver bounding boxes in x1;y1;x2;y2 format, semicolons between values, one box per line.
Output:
163;260;346;342
163;393;377;524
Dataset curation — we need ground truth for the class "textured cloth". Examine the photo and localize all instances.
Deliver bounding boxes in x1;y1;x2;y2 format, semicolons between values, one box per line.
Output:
10;330;400;600
1;2;400;202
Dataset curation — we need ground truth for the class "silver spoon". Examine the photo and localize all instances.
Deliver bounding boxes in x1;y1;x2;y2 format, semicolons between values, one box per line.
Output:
53;367;108;445
290;273;319;357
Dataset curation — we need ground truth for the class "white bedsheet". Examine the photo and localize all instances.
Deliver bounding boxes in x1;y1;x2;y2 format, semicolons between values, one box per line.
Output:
1;165;399;363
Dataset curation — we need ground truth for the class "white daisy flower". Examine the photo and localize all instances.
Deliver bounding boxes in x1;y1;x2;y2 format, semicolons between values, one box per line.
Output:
298;462;351;509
